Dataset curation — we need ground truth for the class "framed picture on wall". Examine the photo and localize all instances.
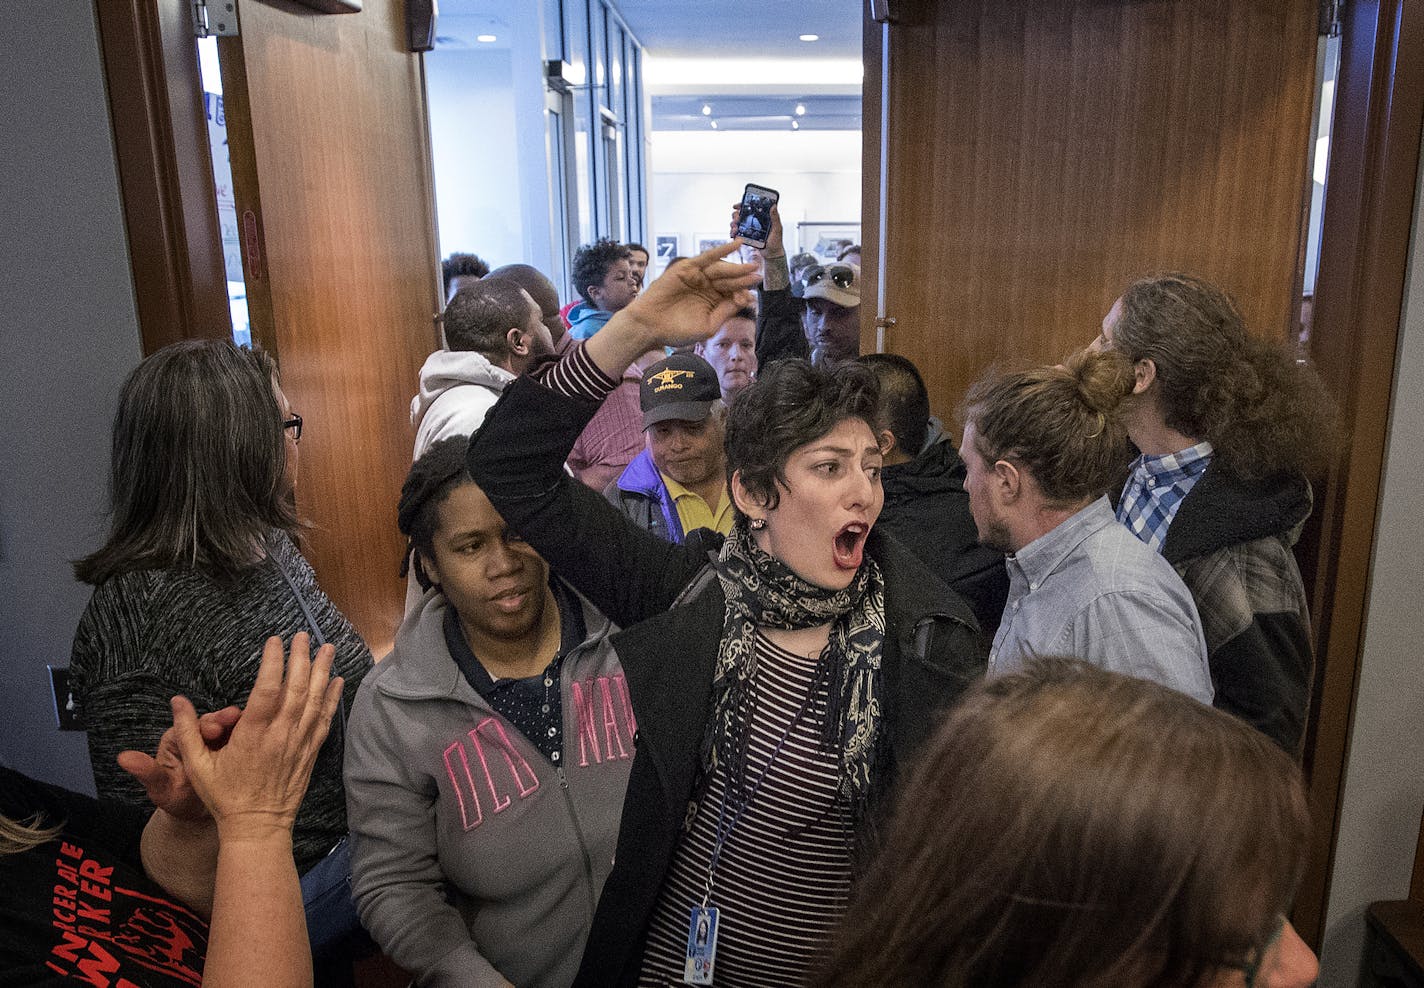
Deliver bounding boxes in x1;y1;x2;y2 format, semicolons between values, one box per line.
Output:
655;234;680;261
696;234;731;254
796;222;861;262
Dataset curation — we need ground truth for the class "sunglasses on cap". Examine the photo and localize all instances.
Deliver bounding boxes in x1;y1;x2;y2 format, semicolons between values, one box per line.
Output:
803;263;856;290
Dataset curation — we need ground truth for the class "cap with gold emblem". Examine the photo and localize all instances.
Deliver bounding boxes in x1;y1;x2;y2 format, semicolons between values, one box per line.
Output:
639;353;721;429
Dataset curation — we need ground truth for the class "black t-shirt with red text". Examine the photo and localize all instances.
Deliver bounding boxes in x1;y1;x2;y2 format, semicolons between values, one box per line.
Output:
0;767;209;986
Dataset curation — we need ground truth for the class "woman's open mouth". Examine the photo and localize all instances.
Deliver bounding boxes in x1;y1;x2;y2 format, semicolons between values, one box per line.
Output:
833;522;868;570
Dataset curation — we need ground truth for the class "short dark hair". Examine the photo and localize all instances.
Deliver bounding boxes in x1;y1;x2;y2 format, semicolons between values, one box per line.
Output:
397;436;473;590
962;349;1135;506
443;278;530;358
75;340;297;585
725;358;881;512
858;353;930;456
486;263;560;317
571;238;631;303
836;243;862;262
624;242;649;259
441;253;489;296
729;306;757;323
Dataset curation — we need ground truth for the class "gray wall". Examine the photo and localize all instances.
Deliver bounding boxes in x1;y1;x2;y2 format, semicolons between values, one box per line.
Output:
0;0;143;792
1317;130;1424;983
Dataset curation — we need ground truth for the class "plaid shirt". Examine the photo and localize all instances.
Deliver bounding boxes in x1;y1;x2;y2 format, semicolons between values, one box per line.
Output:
1115;441;1215;552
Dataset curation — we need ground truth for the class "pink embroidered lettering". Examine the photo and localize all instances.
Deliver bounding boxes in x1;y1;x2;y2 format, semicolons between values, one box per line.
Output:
613;673;637;734
598;677;630;760
474;719;539;798
469;725;512;814
442;742;484;831
570;679;602;766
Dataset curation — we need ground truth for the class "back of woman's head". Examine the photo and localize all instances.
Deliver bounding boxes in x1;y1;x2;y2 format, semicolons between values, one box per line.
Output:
725;358;881;511
824;659;1309;988
1113;273;1339;478
962;349;1135;505
75;339;297;585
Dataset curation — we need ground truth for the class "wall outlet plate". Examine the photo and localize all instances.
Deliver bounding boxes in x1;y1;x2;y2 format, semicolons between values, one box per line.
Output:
48;666;82;731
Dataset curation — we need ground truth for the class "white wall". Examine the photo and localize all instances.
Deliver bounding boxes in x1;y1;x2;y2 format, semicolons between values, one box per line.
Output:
426;49;525;269
1317;128;1424;983
649;130;861;266
0;0;144;791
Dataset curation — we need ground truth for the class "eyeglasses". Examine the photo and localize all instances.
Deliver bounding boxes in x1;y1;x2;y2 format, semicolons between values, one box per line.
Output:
282;413;303;443
803;263;857;290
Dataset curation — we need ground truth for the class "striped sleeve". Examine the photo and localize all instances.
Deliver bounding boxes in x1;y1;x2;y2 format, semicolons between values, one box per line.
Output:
536;340;619;401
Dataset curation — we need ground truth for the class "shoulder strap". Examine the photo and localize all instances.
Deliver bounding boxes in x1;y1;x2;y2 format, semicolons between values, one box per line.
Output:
668;551;721;610
267;535;327;647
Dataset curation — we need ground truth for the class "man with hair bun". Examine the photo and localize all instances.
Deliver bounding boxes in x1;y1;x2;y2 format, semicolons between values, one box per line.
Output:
1096;274;1339;753
959;349;1213;701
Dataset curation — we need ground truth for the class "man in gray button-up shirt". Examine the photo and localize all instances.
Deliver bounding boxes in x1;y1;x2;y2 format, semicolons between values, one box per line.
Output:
960;353;1213;704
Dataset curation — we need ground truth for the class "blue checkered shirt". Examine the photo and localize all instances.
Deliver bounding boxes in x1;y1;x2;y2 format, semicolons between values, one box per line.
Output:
1115;441;1215;552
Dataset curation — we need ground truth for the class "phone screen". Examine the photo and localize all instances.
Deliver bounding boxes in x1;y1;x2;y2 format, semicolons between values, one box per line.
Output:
736;185;778;247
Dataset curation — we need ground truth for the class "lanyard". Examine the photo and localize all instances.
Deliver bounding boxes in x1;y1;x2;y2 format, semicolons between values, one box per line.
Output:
700;681;823;908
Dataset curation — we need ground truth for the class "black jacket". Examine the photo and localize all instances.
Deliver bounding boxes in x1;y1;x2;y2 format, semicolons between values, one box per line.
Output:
878;439;1009;639
1160;463;1314;754
755;284;810;368
467;374;986;988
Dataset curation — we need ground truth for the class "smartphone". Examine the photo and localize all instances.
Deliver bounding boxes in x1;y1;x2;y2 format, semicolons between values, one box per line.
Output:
735;183;779;249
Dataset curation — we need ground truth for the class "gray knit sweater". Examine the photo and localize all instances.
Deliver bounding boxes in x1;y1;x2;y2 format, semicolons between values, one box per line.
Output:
69;531;372;872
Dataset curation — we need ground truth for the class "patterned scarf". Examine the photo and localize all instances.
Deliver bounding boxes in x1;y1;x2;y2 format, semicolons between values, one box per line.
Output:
697;520;887;812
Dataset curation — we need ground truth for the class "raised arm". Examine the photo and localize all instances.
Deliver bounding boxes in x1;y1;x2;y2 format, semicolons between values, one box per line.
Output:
467;243;760;628
169;633;345;988
726;201;808;367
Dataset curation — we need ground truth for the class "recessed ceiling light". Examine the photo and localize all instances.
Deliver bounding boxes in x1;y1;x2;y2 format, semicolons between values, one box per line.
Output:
799;34;819;42
701;104;712;116
791;120;800;130
710;119;719;129
476;34;497;43
795;103;806;116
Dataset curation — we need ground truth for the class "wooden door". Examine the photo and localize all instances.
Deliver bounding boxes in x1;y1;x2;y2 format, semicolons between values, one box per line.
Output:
864;0;1320;418
219;0;441;653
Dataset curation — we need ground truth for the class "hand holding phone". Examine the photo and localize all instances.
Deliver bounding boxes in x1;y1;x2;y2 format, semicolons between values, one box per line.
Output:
735;183;779;250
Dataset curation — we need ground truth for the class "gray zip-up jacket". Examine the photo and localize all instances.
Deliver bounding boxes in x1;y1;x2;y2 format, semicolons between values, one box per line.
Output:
345;587;634;988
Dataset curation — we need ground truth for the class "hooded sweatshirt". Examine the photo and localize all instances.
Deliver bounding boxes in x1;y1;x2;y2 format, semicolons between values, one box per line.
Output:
410;349;516;457
345;587;634;988
567;300;613;341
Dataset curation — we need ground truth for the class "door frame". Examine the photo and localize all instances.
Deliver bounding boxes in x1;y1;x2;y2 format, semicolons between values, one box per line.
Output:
94;0;231;352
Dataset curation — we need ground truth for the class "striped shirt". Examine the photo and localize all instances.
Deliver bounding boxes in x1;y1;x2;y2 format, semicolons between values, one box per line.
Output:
637;634;853;987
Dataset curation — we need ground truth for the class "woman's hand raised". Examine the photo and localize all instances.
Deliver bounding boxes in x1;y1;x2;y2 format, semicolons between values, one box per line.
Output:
171;633;343;843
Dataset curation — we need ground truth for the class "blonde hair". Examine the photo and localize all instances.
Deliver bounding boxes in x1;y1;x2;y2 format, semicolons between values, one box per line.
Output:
962;349;1135;505
0;813;61;856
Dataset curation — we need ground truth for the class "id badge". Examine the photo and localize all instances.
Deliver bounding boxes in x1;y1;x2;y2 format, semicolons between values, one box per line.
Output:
682;905;720;984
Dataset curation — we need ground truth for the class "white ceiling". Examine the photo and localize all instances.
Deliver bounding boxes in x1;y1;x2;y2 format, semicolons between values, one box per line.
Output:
613;0;862;60
433;0;863;132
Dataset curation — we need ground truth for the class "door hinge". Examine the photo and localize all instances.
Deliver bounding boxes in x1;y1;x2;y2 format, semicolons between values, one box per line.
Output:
1319;0;1342;38
193;0;239;38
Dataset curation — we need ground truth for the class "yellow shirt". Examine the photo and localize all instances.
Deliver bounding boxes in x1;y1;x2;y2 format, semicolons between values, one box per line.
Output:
661;473;734;538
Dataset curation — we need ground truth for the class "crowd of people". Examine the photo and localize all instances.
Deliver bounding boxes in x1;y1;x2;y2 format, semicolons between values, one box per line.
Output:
1;191;1338;988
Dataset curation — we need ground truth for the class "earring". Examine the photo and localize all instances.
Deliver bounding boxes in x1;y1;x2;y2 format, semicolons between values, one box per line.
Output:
750;517;767;531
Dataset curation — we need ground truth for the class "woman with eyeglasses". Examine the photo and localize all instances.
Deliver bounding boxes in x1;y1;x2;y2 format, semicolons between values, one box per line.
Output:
819;657;1318;988
69;340;372;885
